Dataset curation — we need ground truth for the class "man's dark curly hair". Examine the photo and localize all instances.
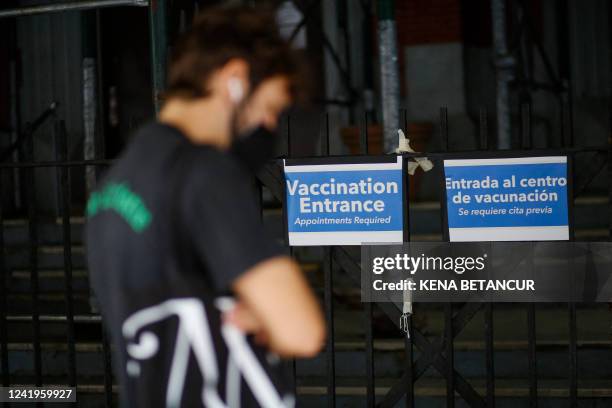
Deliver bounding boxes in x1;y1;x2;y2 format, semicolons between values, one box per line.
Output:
165;6;301;102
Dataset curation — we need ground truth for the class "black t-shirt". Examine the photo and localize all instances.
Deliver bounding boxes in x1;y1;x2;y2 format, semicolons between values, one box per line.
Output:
86;122;293;408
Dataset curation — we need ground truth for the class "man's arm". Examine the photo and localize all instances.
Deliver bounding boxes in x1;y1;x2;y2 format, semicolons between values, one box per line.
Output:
231;256;325;357
183;153;324;356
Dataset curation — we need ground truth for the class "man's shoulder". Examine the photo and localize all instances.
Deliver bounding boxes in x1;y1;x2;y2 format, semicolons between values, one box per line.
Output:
183;145;250;186
106;122;182;172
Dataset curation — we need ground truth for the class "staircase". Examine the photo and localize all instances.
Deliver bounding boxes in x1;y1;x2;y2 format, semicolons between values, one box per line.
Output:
1;192;611;407
1;217;111;407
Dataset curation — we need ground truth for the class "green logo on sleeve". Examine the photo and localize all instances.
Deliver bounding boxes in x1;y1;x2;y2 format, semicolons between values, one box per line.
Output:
86;182;152;233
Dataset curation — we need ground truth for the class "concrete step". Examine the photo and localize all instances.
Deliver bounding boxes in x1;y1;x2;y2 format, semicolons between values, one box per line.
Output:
4;302;610;342
1;217;84;246
4;340;611;391
3;245;86;270
297;378;612;407
4;375;612;408
7;269;90;293
335;338;612;351
4;315;102;343
5;377;612;407
3;293;92;315
297;342;612;379
331;304;612;342
5;343;108;378
298;378;612;397
3;315;610;379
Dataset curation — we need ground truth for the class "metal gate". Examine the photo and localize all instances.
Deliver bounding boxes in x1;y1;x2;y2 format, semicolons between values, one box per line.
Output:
0;102;610;407
255;107;612;407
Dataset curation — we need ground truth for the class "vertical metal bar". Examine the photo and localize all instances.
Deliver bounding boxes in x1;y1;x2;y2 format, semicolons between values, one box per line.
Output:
562;95;574;148
339;0;353;124
523;113;536;406
521;103;532;149
402;109;414;408
527;302;537;406
360;111;369;155
324;112;330;156
609;110;612;240
95;9;107;164
440;109;450;244
564;80;574;148
440;107;449;151
0;169;8;388
491;0;512;149
82;10;98;197
9;32;22;211
402;110;409;232
56;121;77;386
556;0;573;147
561;98;568;147
559;95;565;148
445;303;454;407
361;2;375;110
479;107;488;150
324;246;335;407
377;0;400;151
484;303;495;407
149;0;167;113
568;301;577;406
102;329;113;407
365;112;370;155
364;300;374;407
324;111;336;407
568;146;577;408
23;128;42;388
362;111;374;407
440;111;454;406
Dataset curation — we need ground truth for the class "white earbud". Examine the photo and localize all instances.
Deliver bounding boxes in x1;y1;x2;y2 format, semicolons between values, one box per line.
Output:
227;77;244;104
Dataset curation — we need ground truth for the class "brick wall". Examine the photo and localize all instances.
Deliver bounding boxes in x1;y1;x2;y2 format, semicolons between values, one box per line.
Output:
396;0;463;46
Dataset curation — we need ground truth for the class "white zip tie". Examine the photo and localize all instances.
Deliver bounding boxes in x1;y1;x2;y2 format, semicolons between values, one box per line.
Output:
395;129;434;175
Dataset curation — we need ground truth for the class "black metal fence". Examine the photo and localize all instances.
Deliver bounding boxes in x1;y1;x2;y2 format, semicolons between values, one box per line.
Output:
256;105;611;407
0;104;610;407
0;115;115;406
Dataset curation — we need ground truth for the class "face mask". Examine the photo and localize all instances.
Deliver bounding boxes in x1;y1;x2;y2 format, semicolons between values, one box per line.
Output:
230;126;278;173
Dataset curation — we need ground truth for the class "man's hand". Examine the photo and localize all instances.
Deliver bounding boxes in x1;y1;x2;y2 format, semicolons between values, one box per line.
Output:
223;302;261;333
223;302;270;346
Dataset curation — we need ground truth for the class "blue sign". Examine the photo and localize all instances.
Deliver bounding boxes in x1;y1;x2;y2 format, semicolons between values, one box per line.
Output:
284;157;404;246
444;157;569;241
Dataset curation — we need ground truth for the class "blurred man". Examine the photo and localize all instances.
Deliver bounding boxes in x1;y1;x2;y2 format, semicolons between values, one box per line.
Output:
86;7;324;407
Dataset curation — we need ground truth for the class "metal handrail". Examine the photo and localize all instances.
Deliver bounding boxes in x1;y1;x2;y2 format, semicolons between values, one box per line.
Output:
0;101;58;162
0;0;148;19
